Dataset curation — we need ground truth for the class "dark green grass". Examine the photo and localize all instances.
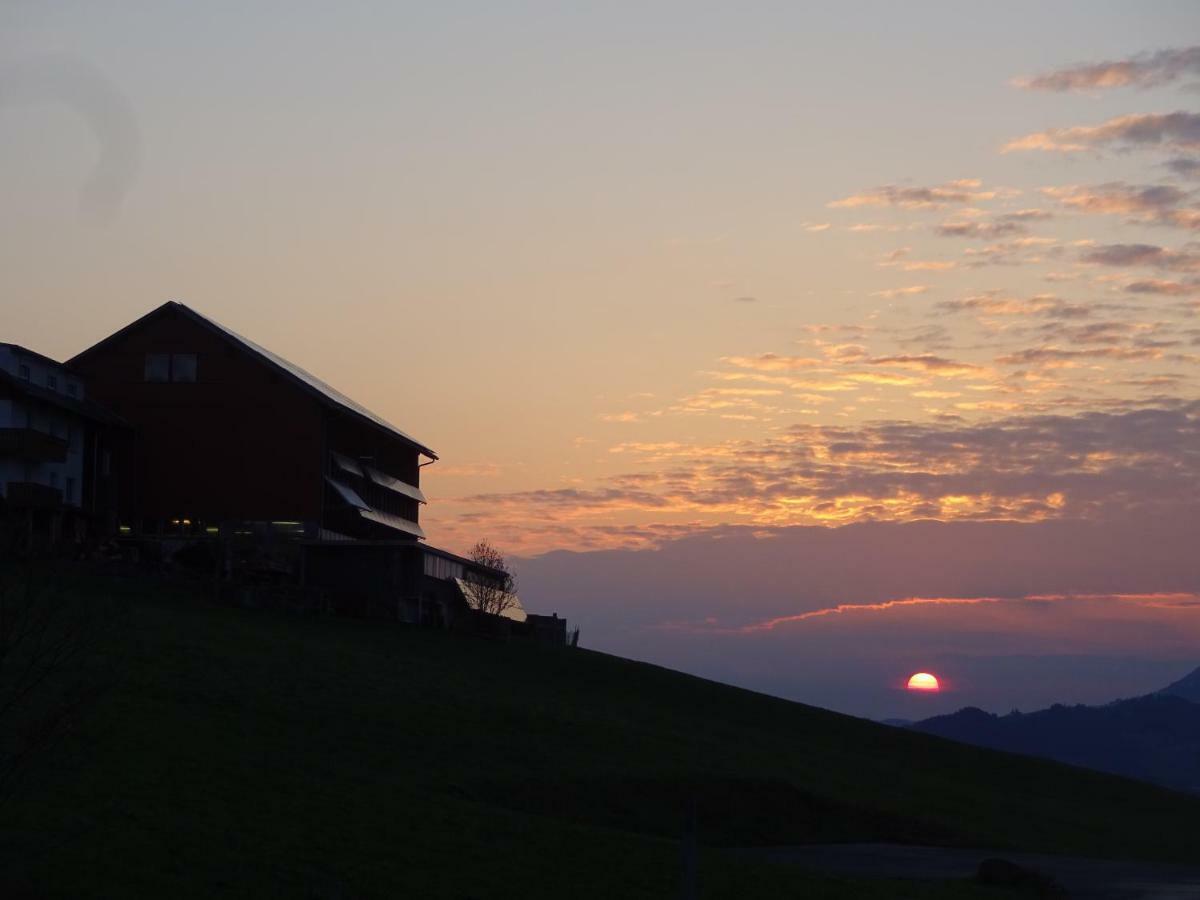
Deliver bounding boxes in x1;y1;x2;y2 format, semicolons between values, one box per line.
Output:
3;574;1196;898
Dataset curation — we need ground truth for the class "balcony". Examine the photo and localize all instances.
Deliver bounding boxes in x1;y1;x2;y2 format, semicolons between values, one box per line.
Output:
5;481;64;509
0;427;68;463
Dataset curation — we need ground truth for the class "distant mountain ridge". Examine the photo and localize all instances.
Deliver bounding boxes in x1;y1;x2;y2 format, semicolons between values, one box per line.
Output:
912;666;1200;794
1158;665;1200;703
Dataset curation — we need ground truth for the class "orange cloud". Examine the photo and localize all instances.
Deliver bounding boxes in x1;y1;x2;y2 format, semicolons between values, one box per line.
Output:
683;591;1200;635
830;179;996;209
1014;47;1200;92
1002;112;1200;154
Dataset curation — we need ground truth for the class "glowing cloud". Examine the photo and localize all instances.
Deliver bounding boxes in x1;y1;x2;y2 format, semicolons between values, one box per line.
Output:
1014;47;1200;92
1002;112;1200;154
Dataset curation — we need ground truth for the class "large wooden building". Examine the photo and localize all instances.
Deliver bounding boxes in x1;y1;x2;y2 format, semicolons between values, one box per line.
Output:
70;300;433;543
68;301;548;633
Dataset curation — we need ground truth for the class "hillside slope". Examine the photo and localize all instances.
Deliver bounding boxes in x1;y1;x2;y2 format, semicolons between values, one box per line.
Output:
3;575;1199;899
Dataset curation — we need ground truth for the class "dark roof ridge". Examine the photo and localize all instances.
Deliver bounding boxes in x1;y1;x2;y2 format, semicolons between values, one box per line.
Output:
70;300;436;458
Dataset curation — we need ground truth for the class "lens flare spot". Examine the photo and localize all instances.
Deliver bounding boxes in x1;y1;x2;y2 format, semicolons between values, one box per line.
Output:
907;672;940;691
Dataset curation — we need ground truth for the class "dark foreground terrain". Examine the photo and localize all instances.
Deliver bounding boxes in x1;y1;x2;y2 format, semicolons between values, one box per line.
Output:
746;845;1200;899
3;573;1200;898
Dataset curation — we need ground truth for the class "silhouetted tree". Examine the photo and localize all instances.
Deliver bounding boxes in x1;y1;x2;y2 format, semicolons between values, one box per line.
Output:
464;540;518;619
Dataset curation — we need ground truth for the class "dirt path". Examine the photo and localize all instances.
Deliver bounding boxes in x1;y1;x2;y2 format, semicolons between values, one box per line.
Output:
741;844;1200;899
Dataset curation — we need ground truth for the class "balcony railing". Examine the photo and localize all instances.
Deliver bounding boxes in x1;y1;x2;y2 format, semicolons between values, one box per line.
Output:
0;427;69;463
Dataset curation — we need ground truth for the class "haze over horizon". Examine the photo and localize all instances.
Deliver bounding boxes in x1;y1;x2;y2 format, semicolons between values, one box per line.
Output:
4;2;1198;719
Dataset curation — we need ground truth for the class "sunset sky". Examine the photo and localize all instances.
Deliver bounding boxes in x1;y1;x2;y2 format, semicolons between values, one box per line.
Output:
4;2;1198;718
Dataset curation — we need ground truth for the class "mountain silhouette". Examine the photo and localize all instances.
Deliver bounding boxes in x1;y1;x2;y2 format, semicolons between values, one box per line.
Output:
913;668;1200;794
1157;665;1200;703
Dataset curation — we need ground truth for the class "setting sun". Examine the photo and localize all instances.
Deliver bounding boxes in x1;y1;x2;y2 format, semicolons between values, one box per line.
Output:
907;672;940;692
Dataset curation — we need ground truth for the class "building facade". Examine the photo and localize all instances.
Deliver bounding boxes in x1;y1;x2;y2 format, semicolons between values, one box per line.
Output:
66;301;545;635
0;344;123;546
69;301;433;542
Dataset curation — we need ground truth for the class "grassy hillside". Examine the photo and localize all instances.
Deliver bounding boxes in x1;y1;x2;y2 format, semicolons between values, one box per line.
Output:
3;574;1198;899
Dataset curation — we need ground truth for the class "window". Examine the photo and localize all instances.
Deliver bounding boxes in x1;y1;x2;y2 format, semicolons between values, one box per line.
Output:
145;353;170;382
66;382;78;397
171;353;197;382
65;477;75;505
145;353;197;382
47;374;58;391
423;554;464;581
18;364;30;381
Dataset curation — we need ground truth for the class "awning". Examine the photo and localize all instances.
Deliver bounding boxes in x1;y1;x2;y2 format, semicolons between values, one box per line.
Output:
364;464;428;504
327;475;426;538
454;577;527;622
331;451;364;478
325;476;368;510
359;507;427;539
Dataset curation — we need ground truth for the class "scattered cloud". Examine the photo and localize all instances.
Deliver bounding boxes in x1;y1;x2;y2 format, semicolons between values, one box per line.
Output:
452;403;1200;543
960;237;1062;268
937;292;1089;318
721;353;823;372
1124;279;1198;296
995;346;1162;366
847;222;902;233
863;354;983;375
702;590;1200;635
872;285;929;299
829;179;996;210
1042;182;1199;230
935;219;1027;238
1080;242;1200;271
901;260;957;271
1014;47;1200;93
1002;112;1200;154
1002;208;1054;222
1165;157;1200;179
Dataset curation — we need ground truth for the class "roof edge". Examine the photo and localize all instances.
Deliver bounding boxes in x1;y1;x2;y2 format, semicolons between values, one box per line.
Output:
69;300;437;458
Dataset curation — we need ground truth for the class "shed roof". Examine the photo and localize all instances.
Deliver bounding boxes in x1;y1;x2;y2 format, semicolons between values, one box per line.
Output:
69;301;436;458
454;577;527;623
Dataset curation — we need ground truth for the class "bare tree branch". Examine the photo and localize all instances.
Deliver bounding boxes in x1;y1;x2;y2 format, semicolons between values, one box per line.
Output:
463;540;518;619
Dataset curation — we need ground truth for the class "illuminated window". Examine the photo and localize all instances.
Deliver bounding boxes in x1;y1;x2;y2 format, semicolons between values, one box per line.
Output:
145;353;170;382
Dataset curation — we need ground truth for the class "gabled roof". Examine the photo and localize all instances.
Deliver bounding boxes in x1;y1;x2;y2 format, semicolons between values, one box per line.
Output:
0;343;72;372
69;301;436;459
